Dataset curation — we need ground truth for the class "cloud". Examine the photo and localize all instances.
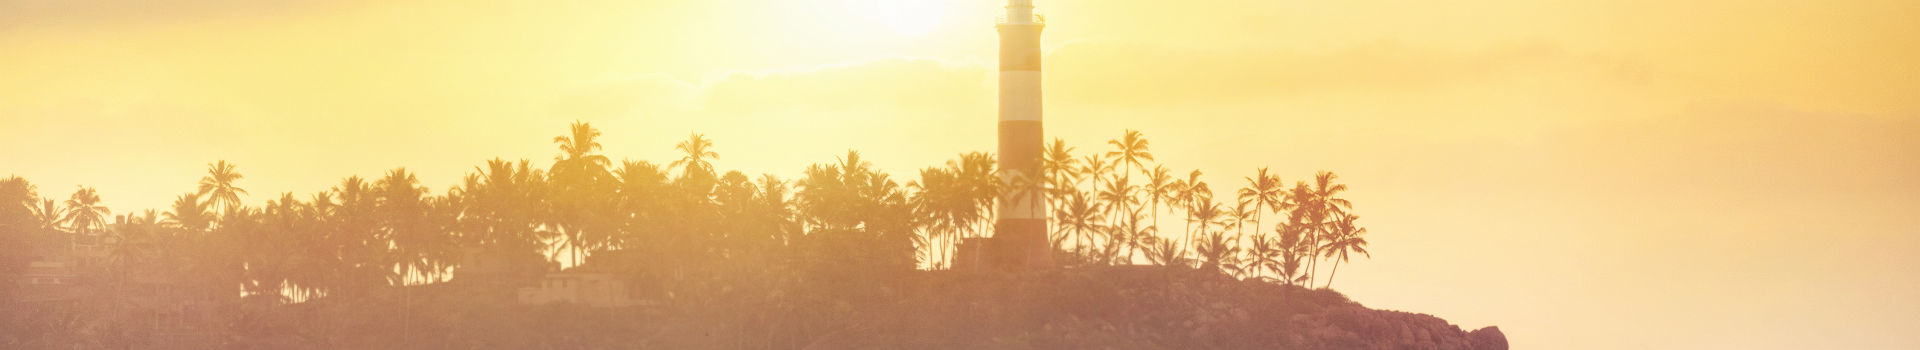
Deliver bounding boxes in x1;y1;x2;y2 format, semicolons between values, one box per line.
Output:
0;0;358;31
1045;40;1630;107
696;58;993;115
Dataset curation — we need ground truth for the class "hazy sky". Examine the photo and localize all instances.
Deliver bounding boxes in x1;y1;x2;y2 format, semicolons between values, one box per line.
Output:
3;0;1917;348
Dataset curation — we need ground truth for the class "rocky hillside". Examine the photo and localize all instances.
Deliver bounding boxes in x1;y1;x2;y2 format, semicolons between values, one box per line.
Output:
218;266;1504;350
807;266;1506;350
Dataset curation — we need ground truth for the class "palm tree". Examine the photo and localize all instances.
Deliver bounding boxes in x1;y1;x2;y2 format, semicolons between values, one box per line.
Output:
1097;176;1136;220
1320;213;1370;289
1143;165;1175;245
1142;236;1189;267
62;187;109;236
953;152;998;238
671;132;719;180
1052;191;1105;255
1004;171;1046;225
1246;234;1285;283
1237;167;1284;244
1105;130;1154;190
1226;200;1256;244
551;122;613;182
1041;139;1079;215
162;193;212;233
1305;171;1351;284
198;160;247;216
1179;170;1211;248
30;198;64;231
1041;138;1079;187
550;123;614;267
376;168;432;284
1109;208;1154;264
756;174;799;246
910;167;965;268
1080;154;1113;191
1188;198;1224;243
107;211;161;276
1193;231;1242;277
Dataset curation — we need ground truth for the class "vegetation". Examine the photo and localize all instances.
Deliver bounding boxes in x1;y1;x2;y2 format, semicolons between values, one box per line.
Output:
0;123;1376;348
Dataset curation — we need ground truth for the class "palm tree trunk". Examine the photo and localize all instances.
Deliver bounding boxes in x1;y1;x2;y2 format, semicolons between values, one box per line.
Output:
1182;210;1193;255
1248;208;1262;248
1306;226;1321;287
1323;257;1341;289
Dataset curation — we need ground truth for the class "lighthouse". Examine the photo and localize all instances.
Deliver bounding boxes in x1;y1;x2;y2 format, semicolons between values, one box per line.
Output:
993;0;1051;270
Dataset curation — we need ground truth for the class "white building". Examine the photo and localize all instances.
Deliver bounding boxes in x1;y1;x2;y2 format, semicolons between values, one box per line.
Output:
515;272;640;308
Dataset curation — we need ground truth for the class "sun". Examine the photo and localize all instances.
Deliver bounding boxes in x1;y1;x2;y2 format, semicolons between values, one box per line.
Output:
873;0;947;36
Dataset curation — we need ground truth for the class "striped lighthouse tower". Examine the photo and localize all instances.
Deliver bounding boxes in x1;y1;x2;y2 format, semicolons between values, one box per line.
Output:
994;0;1051;270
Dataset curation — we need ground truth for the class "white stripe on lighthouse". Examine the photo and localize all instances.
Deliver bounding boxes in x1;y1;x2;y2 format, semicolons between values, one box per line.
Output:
998;71;1042;122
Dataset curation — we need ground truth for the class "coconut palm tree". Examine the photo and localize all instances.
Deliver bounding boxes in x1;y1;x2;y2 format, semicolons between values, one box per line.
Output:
1270;218;1311;286
1246;234;1285;283
198;160;247;216
1042;138;1079;187
1285;181;1321;284
1052;191;1105;255
1193;231;1242;277
671;132;719;180
1080;154;1113;191
1226;200;1256;245
107;211;161;276
376;168;432;284
1237;167;1284;244
554;122;612;168
1003;170;1046;224
1320;213;1370;289
30;198;64;231
1097;176;1136;220
1105;130;1154;191
953;152;999;238
755;174;800;246
163;193;212;234
1188;198;1224;243
1108;207;1154;264
1179;170;1211;249
1040;139;1079;213
62;187;109;236
1142;236;1189;267
551;123;614;267
1305;171;1351;284
910;167;965;268
1143;165;1175;234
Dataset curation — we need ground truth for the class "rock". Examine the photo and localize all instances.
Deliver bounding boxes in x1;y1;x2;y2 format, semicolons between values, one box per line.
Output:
1468;326;1508;350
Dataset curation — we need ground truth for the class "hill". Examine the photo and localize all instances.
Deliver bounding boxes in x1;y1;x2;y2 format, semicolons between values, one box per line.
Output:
234;266;1502;350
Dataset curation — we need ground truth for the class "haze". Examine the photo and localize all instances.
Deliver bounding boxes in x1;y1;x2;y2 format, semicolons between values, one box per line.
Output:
3;0;1917;348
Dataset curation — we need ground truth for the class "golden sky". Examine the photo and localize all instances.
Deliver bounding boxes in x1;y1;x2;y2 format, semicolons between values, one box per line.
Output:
3;0;1917;348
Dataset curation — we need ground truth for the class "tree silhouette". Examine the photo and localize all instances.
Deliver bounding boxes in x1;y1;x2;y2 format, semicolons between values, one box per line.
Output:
1143;165;1176;251
31;198;65;231
1237;167;1284;246
550;122;614;267
0;124;1391;349
197;160;247;216
1105;130;1154;190
162;193;212;234
1305;171;1352;285
671;132;720;181
62;187;110;236
1178;170;1211;251
1319;213;1370;289
1108;207;1154;264
1053;190;1105;255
